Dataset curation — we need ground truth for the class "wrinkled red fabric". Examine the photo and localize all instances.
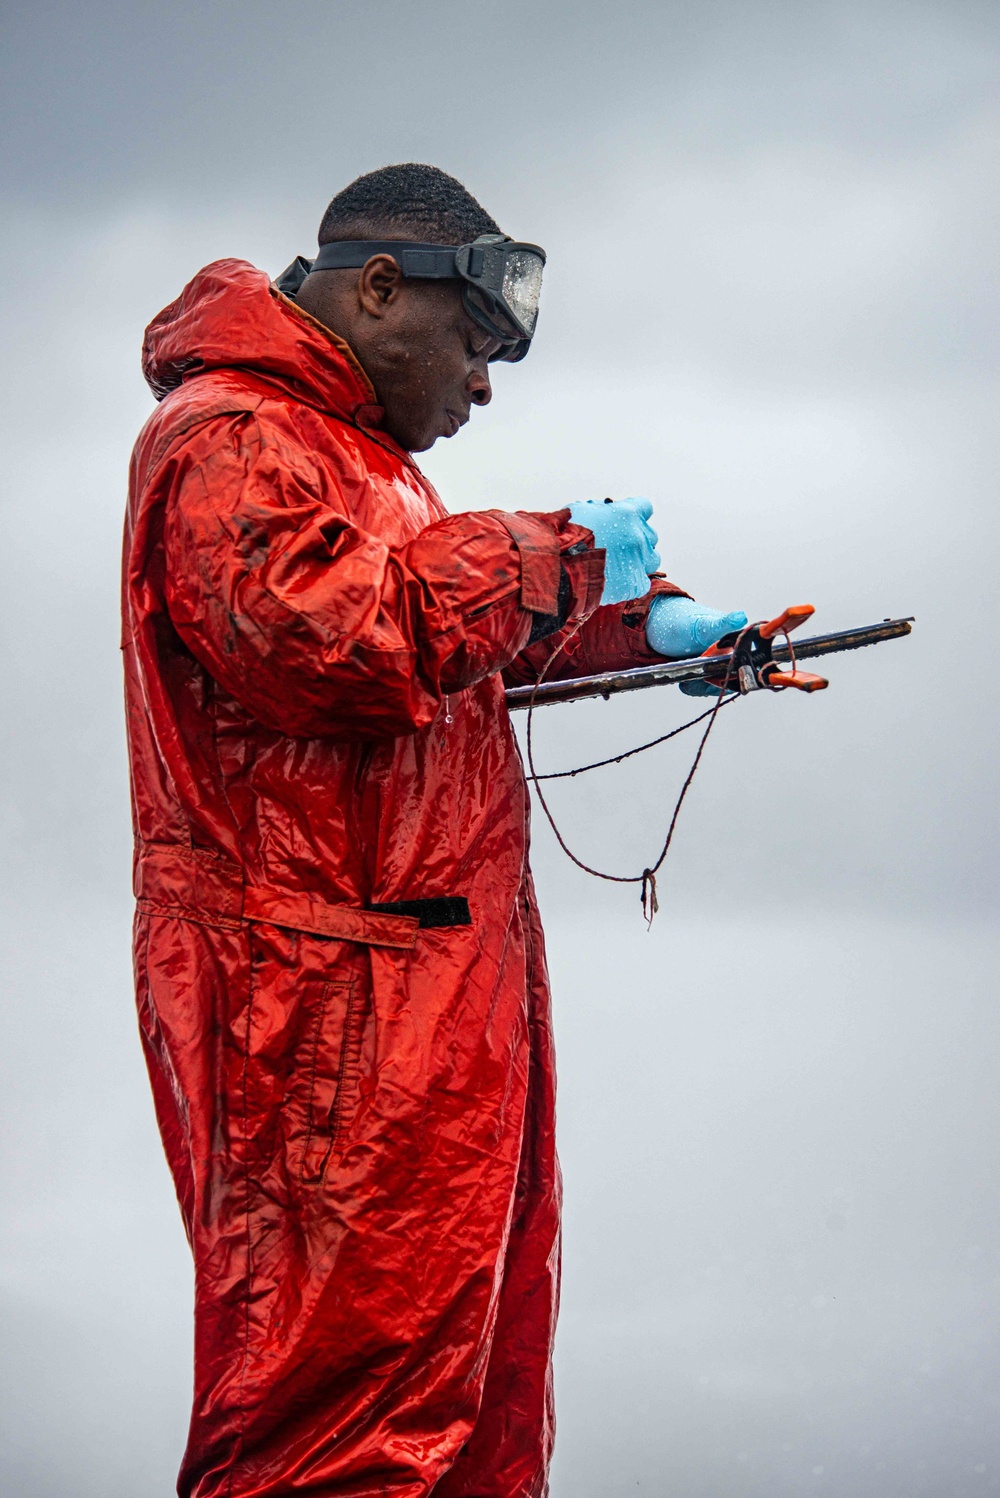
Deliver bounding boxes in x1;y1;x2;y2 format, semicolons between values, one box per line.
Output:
123;260;685;1498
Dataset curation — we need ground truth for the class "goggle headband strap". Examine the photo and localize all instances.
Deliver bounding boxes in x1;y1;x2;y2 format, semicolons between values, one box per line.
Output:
312;241;464;277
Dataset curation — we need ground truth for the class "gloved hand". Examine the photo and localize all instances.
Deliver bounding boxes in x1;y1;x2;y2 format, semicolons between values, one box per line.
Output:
567;497;661;607
645;595;748;696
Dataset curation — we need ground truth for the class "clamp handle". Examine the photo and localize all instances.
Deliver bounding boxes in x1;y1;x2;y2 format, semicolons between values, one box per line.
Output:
765;667;828;693
758;604;815;641
758;607;827;690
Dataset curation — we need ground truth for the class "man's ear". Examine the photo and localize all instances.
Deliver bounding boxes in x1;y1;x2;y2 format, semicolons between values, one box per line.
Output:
357;255;404;317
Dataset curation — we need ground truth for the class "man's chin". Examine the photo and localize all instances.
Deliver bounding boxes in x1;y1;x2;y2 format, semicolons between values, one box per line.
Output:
382;419;442;454
406;433;439;454
384;408;465;453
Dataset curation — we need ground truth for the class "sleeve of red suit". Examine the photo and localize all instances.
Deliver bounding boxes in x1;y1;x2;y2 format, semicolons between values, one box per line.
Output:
161;412;603;738
503;574;692;687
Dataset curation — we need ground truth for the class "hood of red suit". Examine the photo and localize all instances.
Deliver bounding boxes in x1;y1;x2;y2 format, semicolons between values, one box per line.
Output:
141;259;386;430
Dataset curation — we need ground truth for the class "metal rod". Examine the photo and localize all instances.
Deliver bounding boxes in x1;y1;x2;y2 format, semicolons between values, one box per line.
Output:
504;617;914;711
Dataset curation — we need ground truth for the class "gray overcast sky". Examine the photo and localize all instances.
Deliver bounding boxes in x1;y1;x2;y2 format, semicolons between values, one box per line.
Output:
1;3;998;1495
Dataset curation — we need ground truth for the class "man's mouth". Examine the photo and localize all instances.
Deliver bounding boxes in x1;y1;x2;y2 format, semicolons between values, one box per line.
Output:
444;408;468;437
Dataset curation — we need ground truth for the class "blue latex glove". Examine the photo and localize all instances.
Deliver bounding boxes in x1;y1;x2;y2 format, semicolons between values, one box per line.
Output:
567;497;661;606
645;595;748;696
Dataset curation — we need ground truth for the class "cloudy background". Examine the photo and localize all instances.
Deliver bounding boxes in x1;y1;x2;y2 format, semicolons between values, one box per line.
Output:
1;2;998;1494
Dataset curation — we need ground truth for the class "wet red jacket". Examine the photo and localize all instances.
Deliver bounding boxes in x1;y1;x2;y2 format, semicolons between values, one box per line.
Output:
123;261;684;1498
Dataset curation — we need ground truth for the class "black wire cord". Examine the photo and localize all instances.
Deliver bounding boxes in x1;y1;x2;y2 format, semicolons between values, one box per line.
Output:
526;692;739;782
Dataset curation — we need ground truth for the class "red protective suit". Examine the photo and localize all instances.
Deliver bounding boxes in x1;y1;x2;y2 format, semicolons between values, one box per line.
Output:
123;261;683;1498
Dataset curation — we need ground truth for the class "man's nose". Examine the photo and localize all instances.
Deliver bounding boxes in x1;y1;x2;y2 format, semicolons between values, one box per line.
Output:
468;367;492;407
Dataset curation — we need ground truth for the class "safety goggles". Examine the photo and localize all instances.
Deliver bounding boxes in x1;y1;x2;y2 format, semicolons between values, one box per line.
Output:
310;233;546;362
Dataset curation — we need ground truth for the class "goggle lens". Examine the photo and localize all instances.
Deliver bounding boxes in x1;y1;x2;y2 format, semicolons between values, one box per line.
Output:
501;250;544;336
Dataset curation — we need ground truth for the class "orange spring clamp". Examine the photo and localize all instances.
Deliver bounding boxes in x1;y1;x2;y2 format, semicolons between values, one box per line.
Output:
701;605;829;694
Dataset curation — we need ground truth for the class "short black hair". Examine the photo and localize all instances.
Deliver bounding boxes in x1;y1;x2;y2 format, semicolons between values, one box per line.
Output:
318;163;502;246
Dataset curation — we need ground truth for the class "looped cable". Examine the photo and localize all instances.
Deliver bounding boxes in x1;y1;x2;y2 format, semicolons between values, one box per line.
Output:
523;621;753;924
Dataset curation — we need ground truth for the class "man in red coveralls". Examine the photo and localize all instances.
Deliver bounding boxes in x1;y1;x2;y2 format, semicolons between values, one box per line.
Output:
123;164;740;1498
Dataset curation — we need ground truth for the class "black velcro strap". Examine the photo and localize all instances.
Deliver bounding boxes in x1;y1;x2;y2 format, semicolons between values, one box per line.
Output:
365;897;472;929
313;241;460;278
528;565;573;644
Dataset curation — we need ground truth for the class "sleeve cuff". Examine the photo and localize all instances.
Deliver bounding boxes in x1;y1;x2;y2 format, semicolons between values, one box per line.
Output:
488;508;596;616
618;575;692;662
